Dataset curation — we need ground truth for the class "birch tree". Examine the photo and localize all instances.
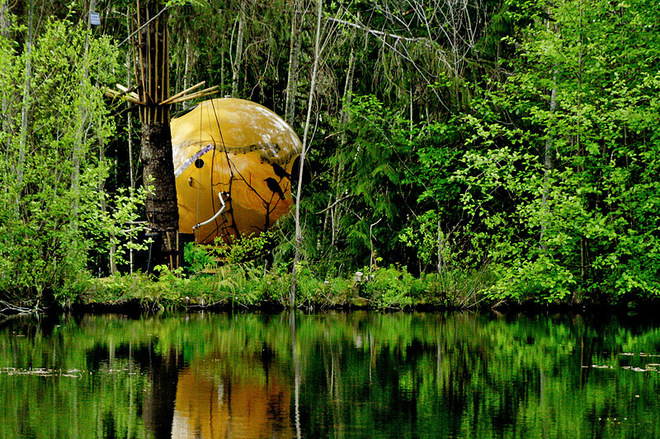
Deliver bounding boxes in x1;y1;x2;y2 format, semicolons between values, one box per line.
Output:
291;0;322;306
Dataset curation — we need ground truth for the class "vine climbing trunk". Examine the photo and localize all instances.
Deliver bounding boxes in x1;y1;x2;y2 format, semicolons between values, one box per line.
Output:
135;0;179;270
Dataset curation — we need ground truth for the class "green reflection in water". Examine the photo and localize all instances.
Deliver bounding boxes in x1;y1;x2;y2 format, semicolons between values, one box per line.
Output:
0;312;659;438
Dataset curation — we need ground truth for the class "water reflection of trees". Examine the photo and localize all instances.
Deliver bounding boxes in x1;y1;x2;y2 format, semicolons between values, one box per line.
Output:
1;312;660;437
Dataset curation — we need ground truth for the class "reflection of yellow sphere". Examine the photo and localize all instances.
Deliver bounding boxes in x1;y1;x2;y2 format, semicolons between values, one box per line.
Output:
171;98;301;244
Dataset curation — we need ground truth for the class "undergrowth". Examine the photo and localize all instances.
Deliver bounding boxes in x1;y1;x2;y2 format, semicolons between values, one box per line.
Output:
77;235;497;311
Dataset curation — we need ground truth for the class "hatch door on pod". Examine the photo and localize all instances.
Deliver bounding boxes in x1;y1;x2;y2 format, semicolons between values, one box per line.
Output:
171;98;302;244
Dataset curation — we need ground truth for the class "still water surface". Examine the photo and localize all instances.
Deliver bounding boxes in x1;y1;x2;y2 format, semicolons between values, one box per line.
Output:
1;311;660;438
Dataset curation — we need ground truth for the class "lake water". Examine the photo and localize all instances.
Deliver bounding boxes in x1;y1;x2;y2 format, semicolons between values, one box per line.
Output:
1;311;659;438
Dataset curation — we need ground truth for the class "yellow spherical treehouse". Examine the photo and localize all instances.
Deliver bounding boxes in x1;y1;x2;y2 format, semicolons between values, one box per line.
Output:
171;98;301;244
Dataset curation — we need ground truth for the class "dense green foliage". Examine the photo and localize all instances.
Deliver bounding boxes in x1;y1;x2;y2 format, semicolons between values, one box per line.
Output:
0;9;139;307
453;0;660;302
1;0;659;308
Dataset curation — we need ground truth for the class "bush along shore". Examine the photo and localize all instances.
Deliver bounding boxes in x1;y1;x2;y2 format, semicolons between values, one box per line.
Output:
0;236;490;315
71;267;660;315
3;236;660;315
74;263;496;314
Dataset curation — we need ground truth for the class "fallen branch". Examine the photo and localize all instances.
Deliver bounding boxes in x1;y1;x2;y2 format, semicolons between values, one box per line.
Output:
0;300;39;315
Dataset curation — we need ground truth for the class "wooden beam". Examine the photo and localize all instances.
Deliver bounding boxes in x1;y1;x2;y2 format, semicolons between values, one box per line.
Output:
163;86;219;105
104;88;145;105
161;80;205;105
106;82;218;107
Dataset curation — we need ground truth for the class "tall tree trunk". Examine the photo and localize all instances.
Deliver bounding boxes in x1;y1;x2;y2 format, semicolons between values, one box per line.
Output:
231;7;245;97
323;48;354;247
291;0;322;307
1;0;13;194
539;69;557;250
127;13;136;274
436;215;445;274
182;29;191;110
540;16;558;250
73;0;96;215
0;0;11;139
220;33;226;96
285;0;301;125
575;2;587;284
136;0;179;269
17;0;34;189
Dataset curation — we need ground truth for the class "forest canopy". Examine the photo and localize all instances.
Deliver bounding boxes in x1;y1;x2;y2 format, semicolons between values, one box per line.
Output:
0;0;659;308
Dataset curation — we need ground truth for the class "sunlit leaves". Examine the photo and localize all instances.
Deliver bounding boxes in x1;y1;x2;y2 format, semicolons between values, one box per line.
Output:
0;16;122;305
445;0;660;302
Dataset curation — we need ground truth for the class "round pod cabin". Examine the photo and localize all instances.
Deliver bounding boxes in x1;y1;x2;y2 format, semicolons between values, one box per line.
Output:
171;98;302;244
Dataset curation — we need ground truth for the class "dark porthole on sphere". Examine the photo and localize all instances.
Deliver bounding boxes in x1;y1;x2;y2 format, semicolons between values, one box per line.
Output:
194;158;204;169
